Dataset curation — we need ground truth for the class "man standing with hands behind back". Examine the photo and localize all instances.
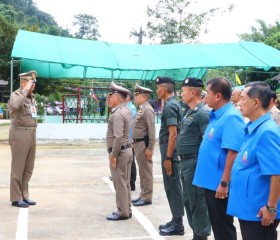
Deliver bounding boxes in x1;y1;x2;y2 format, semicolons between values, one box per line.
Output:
132;83;155;207
156;76;185;236
8;70;38;208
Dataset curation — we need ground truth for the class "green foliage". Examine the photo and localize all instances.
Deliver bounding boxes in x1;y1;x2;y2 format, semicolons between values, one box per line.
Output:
146;0;231;44
238;19;280;50
73;14;101;40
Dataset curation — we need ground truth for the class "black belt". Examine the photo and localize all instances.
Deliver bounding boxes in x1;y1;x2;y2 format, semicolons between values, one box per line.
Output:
178;153;197;160
107;143;131;153
133;137;146;143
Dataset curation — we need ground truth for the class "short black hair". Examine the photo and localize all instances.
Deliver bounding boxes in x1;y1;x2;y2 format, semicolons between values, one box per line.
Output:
271;90;277;101
207;78;232;101
245;81;271;109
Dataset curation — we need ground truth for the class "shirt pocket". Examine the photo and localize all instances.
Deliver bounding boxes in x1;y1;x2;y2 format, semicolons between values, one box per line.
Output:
23;102;31;116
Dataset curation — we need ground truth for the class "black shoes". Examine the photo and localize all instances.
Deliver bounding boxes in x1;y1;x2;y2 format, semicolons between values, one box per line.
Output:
23;199;36;205
133;199;152;207
193;235;208;240
131;197;140;204
11;201;29;208
159;218;174;230
159;217;185;236
106;212;130;221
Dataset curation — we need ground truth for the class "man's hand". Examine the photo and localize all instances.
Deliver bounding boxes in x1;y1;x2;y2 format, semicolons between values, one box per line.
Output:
145;149;153;161
163;159;172;176
215;184;228;199
23;80;34;91
257;206;276;226
109;156;117;169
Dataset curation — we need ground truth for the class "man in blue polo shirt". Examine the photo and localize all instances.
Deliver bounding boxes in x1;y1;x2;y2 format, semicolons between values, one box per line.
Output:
227;82;280;240
193;77;245;240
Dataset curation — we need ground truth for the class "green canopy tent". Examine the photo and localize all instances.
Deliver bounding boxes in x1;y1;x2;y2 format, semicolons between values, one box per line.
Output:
10;30;280;92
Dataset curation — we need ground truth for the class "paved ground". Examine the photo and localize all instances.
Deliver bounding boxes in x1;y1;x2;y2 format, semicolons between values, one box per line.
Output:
0;121;278;240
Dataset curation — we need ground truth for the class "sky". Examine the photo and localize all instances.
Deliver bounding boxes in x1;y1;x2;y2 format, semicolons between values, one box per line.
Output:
33;0;280;45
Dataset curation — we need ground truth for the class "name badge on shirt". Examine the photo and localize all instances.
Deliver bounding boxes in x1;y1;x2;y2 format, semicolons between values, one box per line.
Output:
30;106;38;119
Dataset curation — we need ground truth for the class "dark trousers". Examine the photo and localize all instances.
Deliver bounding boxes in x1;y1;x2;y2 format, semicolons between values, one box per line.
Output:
130;150;136;191
180;159;211;237
239;219;279;240
204;189;237;240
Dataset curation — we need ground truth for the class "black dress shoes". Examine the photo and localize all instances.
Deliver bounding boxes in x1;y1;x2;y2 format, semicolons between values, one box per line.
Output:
131;197;140;204
11;201;29;208
23;199;36;205
133;199;152;207
106;212;130;221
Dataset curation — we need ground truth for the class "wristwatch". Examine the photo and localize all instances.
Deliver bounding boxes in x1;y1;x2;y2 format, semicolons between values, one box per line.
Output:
220;181;229;187
166;156;172;160
266;204;277;214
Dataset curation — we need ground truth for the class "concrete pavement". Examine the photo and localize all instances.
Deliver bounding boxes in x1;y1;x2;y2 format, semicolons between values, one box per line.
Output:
0;142;250;240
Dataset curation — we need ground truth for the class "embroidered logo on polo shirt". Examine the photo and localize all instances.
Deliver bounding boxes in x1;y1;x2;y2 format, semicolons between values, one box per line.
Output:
208;128;214;139
242;151;248;164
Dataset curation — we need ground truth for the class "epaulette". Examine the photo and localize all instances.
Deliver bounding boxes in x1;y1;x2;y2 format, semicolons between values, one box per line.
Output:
14;90;21;95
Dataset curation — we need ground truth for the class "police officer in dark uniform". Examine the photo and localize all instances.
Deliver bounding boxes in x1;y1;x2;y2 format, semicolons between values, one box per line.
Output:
8;70;38;208
177;78;211;240
106;82;133;221
156;76;185;236
132;84;155;206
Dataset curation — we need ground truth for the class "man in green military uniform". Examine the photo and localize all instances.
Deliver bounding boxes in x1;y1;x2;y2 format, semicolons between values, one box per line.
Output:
8;70;38;208
177;78;211;240
132;83;155;207
156;76;185;236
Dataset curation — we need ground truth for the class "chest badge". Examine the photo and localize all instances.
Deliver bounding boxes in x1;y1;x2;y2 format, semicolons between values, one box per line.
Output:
242;151;248;164
208;128;214;139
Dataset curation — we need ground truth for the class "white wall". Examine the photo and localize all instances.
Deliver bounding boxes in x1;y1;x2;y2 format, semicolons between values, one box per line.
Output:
37;123;161;140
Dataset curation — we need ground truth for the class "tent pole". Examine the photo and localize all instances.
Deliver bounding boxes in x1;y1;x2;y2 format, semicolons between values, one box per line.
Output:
83;67;87;87
10;58;14;94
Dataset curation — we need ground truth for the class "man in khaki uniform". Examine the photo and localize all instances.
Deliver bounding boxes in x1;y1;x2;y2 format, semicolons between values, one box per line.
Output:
131;83;155;207
8;70;38;208
106;82;133;221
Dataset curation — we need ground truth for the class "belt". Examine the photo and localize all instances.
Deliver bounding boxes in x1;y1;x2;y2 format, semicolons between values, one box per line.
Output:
11;125;36;130
178;153;197;160
107;143;131;153
133;136;147;143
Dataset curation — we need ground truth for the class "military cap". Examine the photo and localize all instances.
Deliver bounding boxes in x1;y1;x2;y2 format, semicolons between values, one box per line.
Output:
134;83;153;94
155;76;175;85
182;77;204;87
19;70;38;82
108;81;129;98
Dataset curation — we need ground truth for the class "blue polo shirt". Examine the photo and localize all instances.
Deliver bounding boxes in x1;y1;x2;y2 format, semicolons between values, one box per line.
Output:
193;102;245;190
227;113;280;221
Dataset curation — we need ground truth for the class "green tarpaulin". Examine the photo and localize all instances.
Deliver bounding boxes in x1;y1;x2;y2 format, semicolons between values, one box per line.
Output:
11;30;280;80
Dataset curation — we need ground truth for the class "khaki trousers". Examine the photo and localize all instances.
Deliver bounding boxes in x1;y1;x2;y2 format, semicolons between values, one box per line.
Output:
110;148;133;217
134;141;153;201
9;128;36;201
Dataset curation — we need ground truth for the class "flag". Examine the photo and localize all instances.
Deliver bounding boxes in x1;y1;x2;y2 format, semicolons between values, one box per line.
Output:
235;73;242;85
89;89;99;102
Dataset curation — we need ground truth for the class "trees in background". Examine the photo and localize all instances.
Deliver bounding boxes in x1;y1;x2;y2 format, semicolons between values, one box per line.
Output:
146;0;233;44
73;14;101;40
237;20;280;90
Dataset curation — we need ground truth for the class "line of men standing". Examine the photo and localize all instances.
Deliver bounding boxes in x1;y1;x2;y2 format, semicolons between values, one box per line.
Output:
7;70;279;240
105;77;280;240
